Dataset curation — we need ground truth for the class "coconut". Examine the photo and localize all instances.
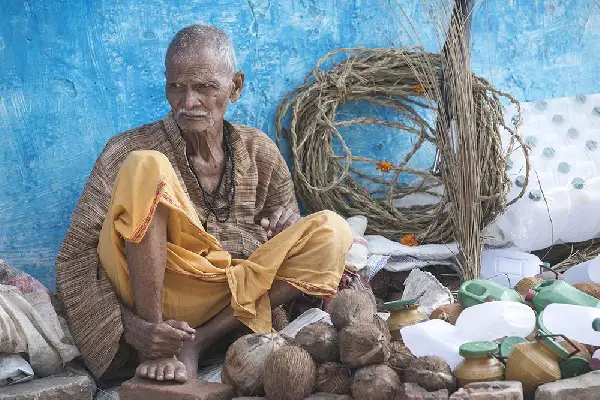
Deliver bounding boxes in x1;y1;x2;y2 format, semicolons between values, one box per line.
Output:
429;303;463;325
314;362;352;395
272;305;290;331
339;322;390;368
263;346;316;400
350;364;400;400
329;289;377;330
305;394;353;400
294;322;340;363
373;314;392;343
222;333;288;396
574;282;600;300
515;277;543;297
386;341;416;380
405;356;456;393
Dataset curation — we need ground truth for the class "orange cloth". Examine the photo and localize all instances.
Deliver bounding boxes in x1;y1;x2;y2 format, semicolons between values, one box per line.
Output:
98;150;351;332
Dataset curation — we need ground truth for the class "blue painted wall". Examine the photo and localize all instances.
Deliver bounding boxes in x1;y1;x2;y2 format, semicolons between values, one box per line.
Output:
1;0;600;290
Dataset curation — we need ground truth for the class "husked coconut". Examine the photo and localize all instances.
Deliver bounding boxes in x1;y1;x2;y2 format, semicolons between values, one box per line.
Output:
222;333;287;396
329;289;377;330
574;282;600;300
429;303;462;325
373;314;392;342
339;323;390;368
305;394;353;400
351;364;400;400
386;341;415;380
314;362;352;394
515;277;543;297
405;356;456;393
294;322;340;363
272;305;290;331
263;346;316;400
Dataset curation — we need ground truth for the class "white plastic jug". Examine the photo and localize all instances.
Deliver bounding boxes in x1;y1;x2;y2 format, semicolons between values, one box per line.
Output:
400;319;465;370
560;177;600;243
563;260;594;285
454;301;536;342
480;249;542;288
498;183;569;251
542;303;600;346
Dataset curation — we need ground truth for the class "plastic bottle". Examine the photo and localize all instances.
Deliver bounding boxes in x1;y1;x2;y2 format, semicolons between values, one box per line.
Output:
542;303;600;346
454;341;505;388
458;280;523;308
525;280;600;312
480;249;543;288
563;260;594;285
400;319;465;369
454;301;536;342
560;177;600;243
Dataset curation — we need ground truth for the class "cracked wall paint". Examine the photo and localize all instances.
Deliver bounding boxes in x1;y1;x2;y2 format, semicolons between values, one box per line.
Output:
1;0;600;290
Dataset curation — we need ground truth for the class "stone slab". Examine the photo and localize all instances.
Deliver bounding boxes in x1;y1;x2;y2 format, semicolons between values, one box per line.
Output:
534;371;600;400
0;363;96;400
120;378;235;400
450;381;523;400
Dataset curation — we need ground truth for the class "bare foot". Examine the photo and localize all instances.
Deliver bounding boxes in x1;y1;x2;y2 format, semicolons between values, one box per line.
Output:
136;357;187;382
177;340;204;380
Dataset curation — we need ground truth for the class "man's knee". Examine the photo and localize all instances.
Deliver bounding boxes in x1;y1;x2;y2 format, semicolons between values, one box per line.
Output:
121;150;171;172
314;210;353;251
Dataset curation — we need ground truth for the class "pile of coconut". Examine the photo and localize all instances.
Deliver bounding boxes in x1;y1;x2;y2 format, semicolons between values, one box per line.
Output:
222;289;457;400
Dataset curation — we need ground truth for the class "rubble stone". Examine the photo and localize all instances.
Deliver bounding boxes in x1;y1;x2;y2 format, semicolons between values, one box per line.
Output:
304;394;353;400
450;381;523;400
395;382;449;400
0;363;96;400
95;386;120;399
534;371;600;400
120;378;235;400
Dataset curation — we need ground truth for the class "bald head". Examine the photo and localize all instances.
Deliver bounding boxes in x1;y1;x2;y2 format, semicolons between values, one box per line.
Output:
165;24;236;76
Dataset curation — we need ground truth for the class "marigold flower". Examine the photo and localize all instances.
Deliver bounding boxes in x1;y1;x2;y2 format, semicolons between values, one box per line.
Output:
413;83;425;94
401;234;419;246
376;160;393;173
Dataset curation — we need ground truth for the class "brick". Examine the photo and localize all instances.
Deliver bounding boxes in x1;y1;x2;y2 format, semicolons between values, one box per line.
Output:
0;363;96;400
450;381;523;400
395;382;449;400
120;377;235;400
534;371;600;400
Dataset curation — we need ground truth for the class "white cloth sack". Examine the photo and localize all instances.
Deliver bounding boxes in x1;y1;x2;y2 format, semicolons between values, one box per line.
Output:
345;215;369;271
0;354;34;386
0;284;79;377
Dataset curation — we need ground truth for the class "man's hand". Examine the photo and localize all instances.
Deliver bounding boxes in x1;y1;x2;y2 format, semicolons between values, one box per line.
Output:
260;206;300;239
125;317;195;360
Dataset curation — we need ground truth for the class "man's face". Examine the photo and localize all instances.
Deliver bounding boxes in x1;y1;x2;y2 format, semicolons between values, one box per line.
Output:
165;48;241;133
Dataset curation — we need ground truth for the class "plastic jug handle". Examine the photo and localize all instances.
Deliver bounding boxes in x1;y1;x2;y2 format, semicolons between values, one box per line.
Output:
535;333;581;357
538;263;559;279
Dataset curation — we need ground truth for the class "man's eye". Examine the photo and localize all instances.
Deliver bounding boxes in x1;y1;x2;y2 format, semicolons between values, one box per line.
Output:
170;83;183;89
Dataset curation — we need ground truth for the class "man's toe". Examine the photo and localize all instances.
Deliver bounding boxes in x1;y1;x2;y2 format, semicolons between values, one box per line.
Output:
164;363;175;380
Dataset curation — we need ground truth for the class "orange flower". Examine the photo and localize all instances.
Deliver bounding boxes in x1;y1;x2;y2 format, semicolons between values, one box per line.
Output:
401;234;419;247
376;160;393;173
413;83;425;94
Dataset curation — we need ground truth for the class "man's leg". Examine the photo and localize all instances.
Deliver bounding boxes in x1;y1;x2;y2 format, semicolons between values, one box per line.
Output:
126;204;188;382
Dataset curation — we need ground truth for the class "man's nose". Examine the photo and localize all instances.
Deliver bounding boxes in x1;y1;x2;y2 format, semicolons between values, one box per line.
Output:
182;88;200;110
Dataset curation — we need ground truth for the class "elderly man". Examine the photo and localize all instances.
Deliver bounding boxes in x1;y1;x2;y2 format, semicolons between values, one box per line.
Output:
55;24;351;383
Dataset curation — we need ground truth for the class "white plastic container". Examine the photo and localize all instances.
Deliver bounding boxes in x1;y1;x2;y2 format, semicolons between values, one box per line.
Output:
560;177;600;243
498;184;569;251
563;260;594;285
542;303;600;346
454;301;536;342
400;319;465;369
344;215;368;271
480;249;542;288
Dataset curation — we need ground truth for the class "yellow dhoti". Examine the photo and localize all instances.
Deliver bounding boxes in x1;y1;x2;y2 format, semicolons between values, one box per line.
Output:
98;150;352;333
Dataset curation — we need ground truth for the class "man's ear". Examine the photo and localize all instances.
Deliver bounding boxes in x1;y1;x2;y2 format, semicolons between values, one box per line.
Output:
230;72;245;103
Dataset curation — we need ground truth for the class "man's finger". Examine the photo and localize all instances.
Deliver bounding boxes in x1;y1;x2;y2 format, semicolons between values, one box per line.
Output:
275;208;293;235
268;208;284;233
165;320;196;335
162;323;194;341
260;218;270;230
